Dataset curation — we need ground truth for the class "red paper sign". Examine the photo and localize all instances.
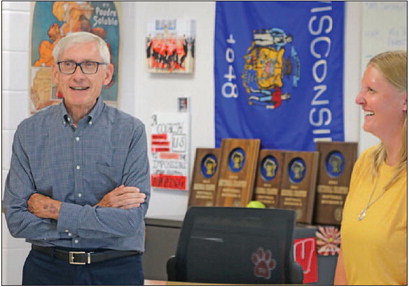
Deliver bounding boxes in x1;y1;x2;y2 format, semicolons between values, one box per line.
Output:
151;174;187;190
293;237;318;284
151;134;168;140
159;153;180;160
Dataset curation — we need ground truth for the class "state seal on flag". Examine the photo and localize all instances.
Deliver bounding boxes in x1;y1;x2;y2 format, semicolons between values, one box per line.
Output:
242;28;300;110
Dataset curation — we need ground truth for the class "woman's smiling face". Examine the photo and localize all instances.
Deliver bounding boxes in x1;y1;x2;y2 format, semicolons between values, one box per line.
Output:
355;65;407;141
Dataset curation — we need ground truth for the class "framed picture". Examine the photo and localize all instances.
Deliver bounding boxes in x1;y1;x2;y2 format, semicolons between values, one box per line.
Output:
146;19;196;74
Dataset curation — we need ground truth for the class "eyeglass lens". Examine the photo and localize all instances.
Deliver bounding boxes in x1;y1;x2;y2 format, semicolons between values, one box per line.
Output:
58;61;101;74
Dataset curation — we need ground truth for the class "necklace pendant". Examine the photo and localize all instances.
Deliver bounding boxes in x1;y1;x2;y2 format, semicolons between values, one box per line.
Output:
358;209;366;221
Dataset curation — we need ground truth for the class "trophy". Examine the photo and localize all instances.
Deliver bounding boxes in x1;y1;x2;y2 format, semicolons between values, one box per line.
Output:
253;150;284;208
314;142;358;225
215;138;260;207
279;151;319;224
188;148;221;207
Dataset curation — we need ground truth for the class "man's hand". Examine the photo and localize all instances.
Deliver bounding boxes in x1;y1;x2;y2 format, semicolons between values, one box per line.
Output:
96;185;146;209
27;193;62;220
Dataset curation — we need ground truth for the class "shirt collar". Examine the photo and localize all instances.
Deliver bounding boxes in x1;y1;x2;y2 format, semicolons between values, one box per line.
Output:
60;97;105;126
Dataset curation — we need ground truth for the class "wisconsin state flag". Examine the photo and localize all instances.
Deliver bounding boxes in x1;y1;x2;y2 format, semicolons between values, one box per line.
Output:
215;2;345;151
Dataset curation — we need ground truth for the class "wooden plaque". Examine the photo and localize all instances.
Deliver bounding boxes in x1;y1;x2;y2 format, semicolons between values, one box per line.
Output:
215;138;260;207
279;151;319;224
314;142;358;225
188;148;221;207
253;150;284;208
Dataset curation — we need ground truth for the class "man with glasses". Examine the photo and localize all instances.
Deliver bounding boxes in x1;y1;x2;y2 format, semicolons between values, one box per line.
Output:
4;32;150;285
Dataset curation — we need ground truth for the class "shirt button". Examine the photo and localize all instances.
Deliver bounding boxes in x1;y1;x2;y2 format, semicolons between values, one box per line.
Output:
68;233;72;237
78;193;82;198
74;240;79;244
89;121;93;125
75;137;80;142
76;165;81;170
65;229;69;233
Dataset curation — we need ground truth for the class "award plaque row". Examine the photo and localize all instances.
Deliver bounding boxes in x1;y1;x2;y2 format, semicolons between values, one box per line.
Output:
188;138;357;225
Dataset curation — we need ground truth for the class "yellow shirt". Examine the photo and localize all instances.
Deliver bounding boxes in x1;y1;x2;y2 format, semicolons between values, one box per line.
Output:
341;146;407;285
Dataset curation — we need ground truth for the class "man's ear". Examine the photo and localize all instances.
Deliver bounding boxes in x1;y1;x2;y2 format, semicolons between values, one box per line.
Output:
52;64;59;84
402;92;407;112
103;63;114;86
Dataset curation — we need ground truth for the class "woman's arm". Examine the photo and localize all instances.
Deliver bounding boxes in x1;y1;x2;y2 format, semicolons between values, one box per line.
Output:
334;249;347;285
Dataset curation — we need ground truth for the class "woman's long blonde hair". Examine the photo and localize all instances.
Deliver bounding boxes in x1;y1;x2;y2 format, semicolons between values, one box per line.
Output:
368;51;407;189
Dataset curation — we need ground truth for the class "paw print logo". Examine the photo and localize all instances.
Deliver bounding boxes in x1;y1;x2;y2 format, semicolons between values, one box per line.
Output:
251;247;277;279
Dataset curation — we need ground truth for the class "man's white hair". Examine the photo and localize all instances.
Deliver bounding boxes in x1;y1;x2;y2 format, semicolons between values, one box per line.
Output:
53;31;110;63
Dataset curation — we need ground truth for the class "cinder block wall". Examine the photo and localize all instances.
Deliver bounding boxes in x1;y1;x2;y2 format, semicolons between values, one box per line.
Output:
2;2;32;284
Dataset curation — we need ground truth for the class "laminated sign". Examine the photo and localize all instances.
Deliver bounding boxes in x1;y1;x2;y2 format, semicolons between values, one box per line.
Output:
151;113;190;191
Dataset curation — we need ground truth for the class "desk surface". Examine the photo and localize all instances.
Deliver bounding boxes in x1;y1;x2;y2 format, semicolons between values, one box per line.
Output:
144;279;168;285
145;279;219;285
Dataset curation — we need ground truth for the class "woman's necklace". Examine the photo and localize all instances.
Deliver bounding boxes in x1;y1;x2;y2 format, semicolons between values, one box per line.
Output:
357;177;388;221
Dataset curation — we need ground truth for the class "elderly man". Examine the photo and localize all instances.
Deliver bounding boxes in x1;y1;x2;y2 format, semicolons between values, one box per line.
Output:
4;32;150;285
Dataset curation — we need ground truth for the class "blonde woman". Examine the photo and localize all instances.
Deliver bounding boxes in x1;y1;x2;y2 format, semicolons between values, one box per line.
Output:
335;51;407;285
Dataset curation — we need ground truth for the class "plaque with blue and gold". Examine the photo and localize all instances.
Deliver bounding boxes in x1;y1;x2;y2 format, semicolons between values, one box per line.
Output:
189;148;221;207
279;151;319;224
253;150;285;208
314;142;358;225
215;138;260;207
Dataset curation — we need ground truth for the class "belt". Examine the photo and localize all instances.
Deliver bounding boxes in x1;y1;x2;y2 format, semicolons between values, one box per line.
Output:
32;245;141;265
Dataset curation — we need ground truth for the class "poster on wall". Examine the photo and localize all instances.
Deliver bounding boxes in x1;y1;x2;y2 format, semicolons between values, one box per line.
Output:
30;1;120;113
151;112;191;191
214;2;345;151
146;19;196;74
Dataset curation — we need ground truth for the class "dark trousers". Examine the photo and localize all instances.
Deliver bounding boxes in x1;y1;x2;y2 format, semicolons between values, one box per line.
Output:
22;249;144;285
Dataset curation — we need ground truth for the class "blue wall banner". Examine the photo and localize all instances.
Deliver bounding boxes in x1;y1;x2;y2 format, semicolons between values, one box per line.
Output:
215;2;345;151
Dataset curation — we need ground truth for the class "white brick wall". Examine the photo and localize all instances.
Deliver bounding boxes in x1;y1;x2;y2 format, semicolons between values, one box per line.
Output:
2;3;32;284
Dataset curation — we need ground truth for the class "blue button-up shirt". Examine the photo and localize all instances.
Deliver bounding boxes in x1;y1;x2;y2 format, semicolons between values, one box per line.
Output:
4;97;150;251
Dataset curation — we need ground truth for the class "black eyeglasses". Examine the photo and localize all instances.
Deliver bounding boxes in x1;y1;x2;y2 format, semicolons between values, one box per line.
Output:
57;60;108;74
